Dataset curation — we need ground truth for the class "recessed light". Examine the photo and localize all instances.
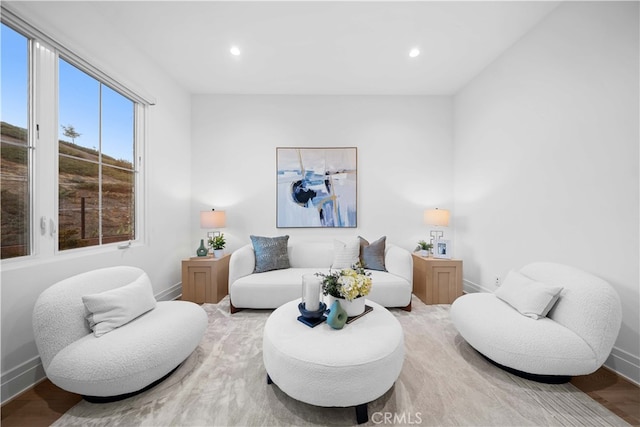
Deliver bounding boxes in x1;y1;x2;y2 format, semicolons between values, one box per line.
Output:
230;46;241;56
409;48;420;58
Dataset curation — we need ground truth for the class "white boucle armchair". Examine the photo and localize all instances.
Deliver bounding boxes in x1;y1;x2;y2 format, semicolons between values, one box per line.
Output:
32;266;207;402
450;262;622;383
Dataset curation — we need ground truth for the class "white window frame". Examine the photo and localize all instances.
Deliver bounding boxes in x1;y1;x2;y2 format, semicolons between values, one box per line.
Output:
1;8;150;268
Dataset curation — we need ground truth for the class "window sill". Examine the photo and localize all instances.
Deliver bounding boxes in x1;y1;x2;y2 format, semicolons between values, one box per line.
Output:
0;240;143;272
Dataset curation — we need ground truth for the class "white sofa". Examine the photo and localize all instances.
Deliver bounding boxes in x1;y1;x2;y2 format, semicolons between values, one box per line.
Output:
33;266;207;401
229;240;413;313
450;262;622;382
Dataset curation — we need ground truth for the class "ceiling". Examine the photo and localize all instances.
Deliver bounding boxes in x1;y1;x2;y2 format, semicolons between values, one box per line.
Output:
7;1;560;95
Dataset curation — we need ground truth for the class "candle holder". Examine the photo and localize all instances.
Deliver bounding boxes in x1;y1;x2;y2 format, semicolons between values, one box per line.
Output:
298;273;326;327
298;301;327;319
297;301;327;327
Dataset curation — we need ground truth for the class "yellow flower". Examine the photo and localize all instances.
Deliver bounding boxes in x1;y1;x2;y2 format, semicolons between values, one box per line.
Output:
317;261;372;301
337;268;372;301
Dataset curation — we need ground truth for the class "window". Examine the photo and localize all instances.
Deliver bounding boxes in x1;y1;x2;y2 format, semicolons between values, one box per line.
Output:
58;59;136;250
1;23;30;259
1;11;147;261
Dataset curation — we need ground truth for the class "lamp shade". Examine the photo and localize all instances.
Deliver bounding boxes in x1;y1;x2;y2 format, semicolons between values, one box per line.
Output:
200;210;226;228
424;208;450;227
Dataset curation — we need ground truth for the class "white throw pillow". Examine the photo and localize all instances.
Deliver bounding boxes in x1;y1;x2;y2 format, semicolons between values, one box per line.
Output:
495;270;563;320
331;237;360;269
82;273;157;337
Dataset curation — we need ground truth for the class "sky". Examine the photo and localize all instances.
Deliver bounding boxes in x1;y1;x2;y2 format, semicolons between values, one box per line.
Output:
2;23;135;163
59;58;134;163
1;23;28;130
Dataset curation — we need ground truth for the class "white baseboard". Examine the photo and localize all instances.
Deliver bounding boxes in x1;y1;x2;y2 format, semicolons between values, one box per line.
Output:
0;282;183;405
462;279;491;294
155;282;182;301
1;356;46;405
605;347;640;386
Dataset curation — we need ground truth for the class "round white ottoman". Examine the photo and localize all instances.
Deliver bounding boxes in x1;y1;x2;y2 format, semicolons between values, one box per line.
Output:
263;299;404;424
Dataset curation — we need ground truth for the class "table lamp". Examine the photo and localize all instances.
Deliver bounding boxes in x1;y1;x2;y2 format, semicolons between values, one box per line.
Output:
424;208;450;246
200;209;226;251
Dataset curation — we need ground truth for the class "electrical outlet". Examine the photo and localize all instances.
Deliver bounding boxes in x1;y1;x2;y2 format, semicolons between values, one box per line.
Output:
494;276;501;286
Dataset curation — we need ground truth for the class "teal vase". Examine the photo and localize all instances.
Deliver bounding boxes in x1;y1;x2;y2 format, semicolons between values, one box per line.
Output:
326;300;348;330
196;239;208;257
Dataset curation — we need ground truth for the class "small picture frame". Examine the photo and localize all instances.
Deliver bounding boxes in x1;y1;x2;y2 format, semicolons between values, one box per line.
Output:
433;239;451;259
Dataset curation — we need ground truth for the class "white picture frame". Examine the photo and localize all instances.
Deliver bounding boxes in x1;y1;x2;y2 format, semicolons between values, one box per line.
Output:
433;239;451;259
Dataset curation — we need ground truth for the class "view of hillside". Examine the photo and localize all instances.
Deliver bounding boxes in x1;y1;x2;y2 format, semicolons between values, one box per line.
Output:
1;121;134;258
1;122;29;258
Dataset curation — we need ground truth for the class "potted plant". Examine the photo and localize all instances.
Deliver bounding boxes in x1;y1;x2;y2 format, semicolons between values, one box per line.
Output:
208;233;226;258
316;262;372;316
415;240;433;257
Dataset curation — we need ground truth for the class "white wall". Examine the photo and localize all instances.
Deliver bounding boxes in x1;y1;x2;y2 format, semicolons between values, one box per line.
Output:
1;4;193;402
191;95;453;253
453;1;639;382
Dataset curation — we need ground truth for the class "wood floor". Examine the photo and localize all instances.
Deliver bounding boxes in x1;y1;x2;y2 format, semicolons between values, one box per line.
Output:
2;366;638;426
571;367;640;426
1;380;81;427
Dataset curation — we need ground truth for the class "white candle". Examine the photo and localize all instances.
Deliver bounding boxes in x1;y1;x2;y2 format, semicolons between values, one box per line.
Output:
302;274;321;311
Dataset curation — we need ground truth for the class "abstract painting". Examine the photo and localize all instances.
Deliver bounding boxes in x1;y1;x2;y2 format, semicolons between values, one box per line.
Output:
277;147;357;228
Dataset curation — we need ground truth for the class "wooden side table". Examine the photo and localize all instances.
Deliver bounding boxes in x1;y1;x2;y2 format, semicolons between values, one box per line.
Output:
412;254;463;305
181;254;230;303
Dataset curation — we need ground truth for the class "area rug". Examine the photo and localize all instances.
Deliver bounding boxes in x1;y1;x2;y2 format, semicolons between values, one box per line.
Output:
53;296;628;426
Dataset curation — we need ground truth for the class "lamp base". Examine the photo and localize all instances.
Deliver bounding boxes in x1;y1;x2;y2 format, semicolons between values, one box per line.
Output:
429;230;444;246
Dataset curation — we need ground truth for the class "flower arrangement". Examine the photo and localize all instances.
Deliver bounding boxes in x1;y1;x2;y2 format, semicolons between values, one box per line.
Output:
316;262;372;302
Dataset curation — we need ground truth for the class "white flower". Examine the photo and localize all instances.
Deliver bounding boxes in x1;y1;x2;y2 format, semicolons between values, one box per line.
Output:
338;276;355;288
